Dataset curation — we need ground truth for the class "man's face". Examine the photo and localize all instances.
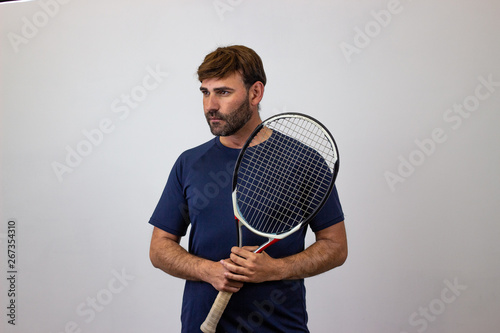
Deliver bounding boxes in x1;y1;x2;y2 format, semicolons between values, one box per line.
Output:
200;72;253;137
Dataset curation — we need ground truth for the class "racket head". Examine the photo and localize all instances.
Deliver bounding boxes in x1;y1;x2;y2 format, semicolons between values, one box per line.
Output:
232;112;339;240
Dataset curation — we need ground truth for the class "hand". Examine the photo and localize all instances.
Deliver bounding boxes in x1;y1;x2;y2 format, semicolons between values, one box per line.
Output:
205;259;244;293
220;246;282;283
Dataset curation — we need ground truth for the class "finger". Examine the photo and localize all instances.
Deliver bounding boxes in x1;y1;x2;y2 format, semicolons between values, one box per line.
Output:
231;246;258;258
222;276;244;290
220;258;235;266
221;259;247;274
241;245;259;252
230;252;260;270
224;271;249;283
232;246;259;255
220;284;242;293
227;279;244;289
231;246;249;258
228;253;244;266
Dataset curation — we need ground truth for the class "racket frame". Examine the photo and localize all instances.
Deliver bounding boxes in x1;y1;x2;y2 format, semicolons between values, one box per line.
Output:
232;112;339;248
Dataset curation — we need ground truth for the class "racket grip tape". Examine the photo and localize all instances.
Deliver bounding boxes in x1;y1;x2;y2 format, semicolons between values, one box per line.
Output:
200;290;233;333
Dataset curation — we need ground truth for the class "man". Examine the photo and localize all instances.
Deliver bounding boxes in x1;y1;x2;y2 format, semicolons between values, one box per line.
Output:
149;45;347;332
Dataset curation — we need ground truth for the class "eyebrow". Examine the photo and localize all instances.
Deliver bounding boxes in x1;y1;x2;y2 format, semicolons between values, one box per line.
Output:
199;86;235;93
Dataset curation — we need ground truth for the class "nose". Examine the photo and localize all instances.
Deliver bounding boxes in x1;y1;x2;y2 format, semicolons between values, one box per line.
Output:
205;94;219;112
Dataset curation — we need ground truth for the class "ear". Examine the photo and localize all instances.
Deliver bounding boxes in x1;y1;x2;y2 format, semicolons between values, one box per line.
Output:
248;81;265;107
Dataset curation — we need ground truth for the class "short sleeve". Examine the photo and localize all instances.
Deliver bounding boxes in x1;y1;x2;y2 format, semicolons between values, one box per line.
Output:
309;185;344;233
149;157;190;236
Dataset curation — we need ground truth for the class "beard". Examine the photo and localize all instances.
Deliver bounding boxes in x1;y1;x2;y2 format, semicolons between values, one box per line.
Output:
205;96;253;137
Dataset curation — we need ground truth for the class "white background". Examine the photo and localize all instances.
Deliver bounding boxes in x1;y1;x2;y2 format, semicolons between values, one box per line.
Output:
1;0;499;332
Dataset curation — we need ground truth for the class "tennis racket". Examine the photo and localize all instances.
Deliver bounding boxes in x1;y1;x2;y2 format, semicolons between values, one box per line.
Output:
200;112;339;333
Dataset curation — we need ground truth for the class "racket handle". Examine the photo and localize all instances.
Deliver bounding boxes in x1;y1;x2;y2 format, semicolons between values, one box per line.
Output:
200;290;233;333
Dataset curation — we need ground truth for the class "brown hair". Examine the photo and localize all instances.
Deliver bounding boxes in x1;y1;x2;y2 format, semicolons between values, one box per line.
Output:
197;45;267;88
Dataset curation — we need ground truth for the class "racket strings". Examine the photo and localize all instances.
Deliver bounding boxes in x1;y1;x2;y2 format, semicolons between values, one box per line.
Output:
238;152;298;233
266;120;333;221
242;132;329;220
239;142;308;233
277;118;337;170
236;117;337;235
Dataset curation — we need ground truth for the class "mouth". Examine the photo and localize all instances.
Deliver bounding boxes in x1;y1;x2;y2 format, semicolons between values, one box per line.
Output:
207;113;225;123
206;110;227;128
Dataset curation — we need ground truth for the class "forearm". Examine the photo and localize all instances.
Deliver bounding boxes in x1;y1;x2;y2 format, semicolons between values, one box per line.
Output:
275;237;347;280
150;228;244;292
150;236;213;282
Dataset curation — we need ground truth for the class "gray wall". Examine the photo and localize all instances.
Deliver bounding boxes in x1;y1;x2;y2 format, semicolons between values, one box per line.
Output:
1;0;499;332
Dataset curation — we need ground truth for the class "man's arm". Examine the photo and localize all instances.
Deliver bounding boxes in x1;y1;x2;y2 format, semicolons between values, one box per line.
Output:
221;221;347;283
149;226;244;292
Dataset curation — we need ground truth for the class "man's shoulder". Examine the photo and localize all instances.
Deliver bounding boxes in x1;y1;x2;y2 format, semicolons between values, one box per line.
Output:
173;137;238;179
179;137;217;160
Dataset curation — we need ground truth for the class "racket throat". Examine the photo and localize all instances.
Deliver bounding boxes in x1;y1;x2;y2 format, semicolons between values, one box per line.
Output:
255;238;280;253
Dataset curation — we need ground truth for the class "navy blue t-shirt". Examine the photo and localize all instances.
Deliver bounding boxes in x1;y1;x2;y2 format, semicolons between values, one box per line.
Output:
149;137;344;332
